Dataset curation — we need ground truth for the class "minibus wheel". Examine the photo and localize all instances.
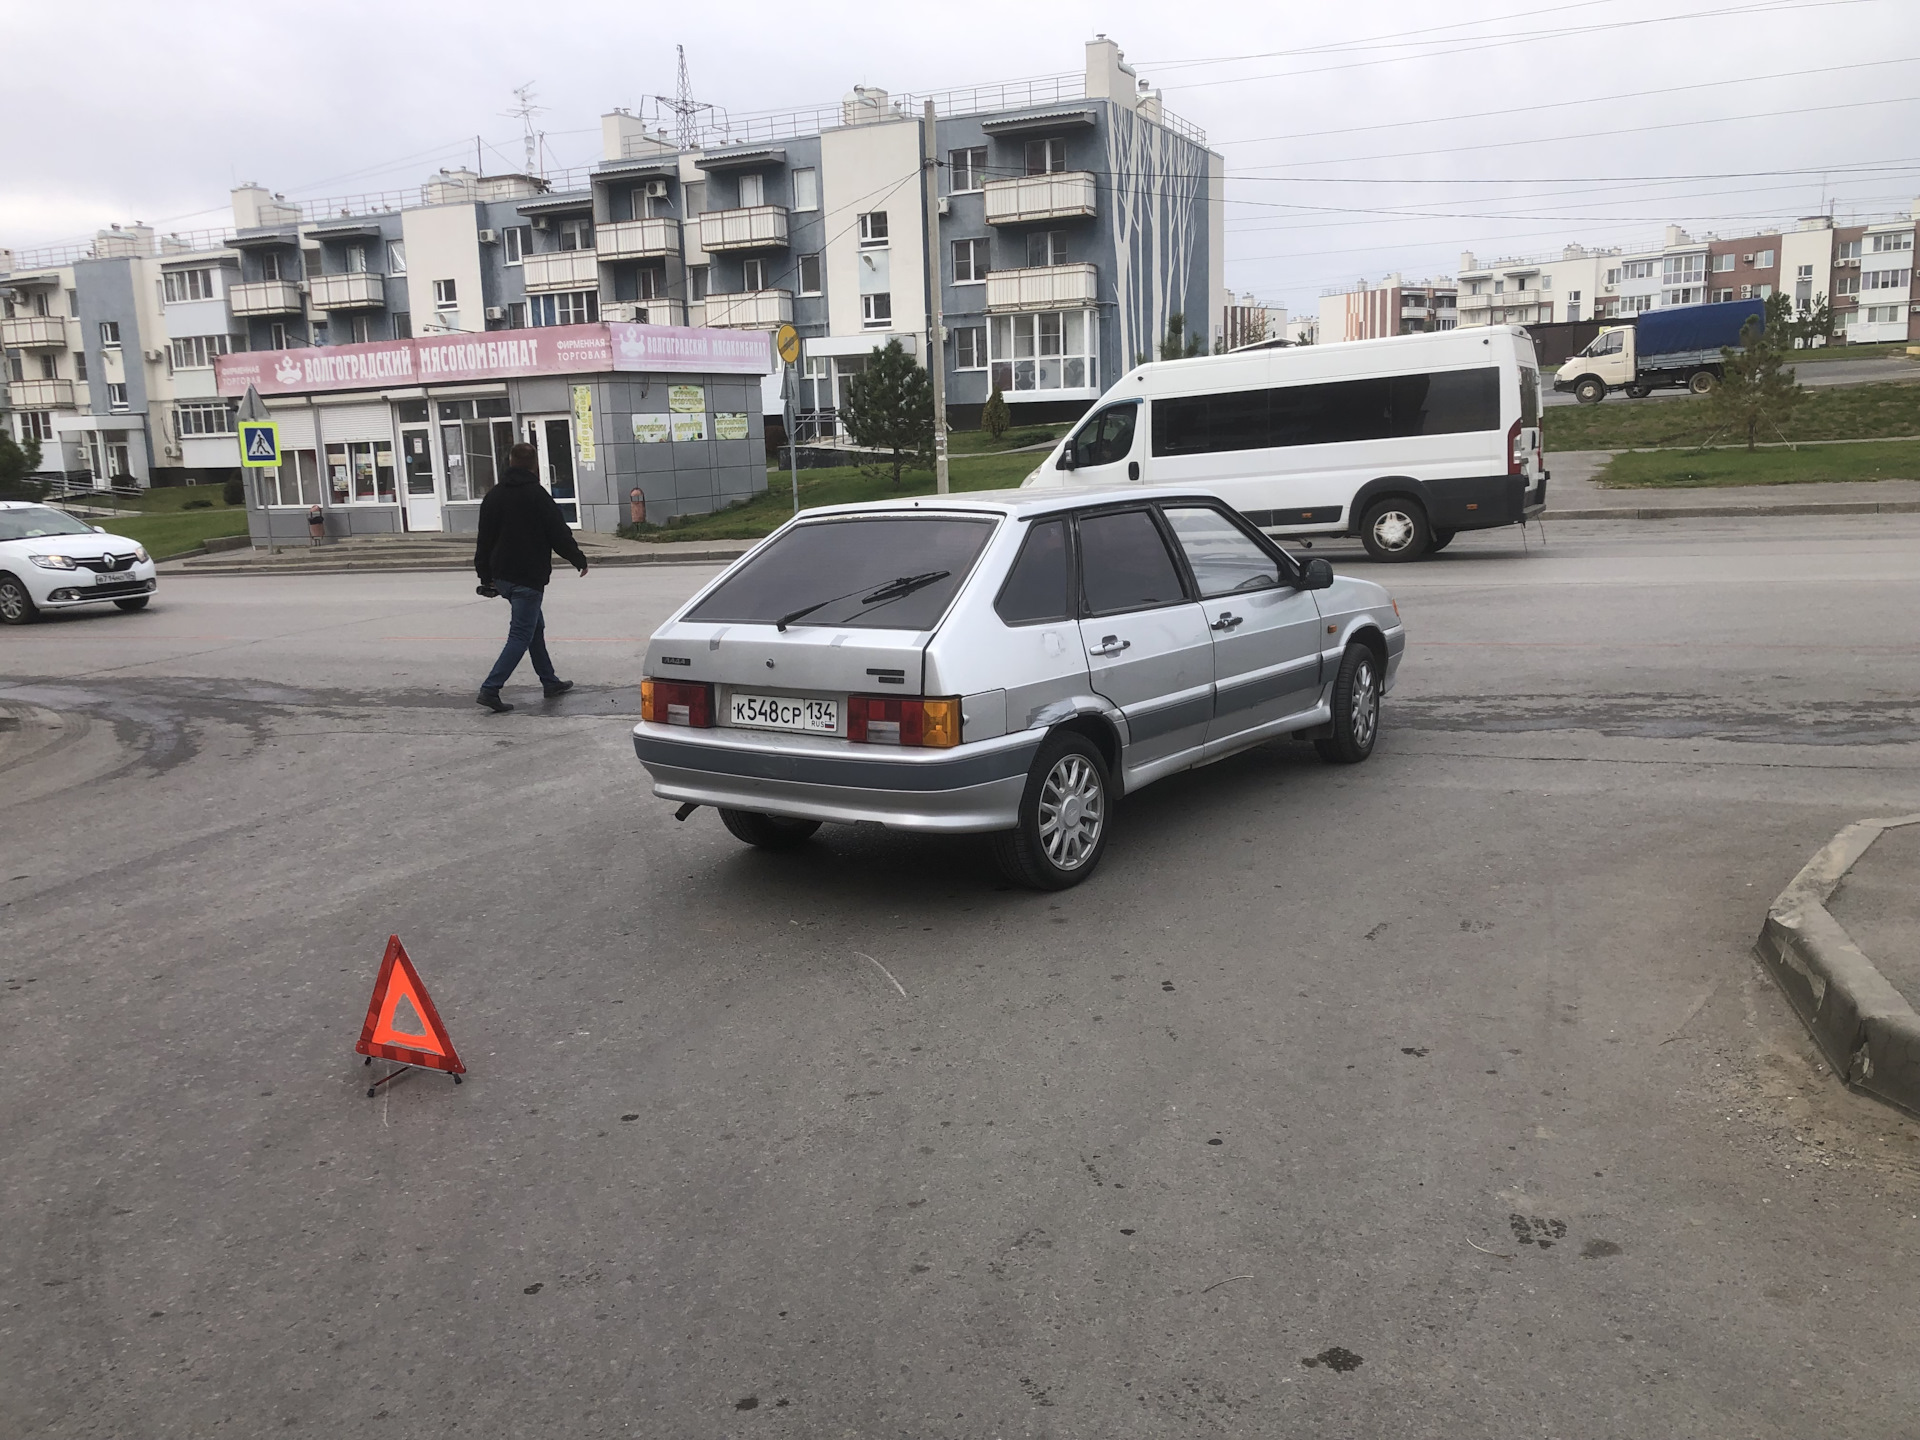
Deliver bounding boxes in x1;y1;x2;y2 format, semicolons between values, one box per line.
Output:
1428;528;1456;553
1359;499;1431;562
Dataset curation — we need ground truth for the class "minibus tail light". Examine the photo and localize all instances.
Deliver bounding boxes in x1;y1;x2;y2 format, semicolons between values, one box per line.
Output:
1507;418;1526;475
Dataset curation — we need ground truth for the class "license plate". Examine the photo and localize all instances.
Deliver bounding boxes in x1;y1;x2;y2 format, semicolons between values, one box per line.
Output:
729;693;838;733
95;570;135;586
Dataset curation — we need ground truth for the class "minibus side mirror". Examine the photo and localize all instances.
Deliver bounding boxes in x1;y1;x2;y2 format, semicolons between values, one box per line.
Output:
1057;444;1078;471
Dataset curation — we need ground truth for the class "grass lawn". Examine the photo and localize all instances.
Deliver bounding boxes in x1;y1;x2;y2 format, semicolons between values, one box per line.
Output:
1786;341;1917;363
1545;381;1920;452
84;508;250;558
631;448;1048;543
1598;439;1920;488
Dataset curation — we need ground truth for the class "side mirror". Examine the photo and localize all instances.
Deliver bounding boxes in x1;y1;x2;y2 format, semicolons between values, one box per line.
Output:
1300;557;1335;590
1056;444;1077;471
93;525;106;534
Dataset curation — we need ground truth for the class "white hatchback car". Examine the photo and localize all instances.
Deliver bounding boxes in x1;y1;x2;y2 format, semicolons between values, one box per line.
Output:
0;501;158;624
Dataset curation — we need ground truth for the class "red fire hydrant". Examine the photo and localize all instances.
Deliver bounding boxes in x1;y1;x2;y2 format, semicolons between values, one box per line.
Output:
307;505;326;544
629;487;647;526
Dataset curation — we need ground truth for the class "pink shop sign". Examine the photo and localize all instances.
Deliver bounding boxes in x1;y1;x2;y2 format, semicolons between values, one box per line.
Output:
608;322;772;375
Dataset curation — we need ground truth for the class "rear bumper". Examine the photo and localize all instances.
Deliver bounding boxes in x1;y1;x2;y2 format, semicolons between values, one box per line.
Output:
1425;474;1535;532
632;722;1041;833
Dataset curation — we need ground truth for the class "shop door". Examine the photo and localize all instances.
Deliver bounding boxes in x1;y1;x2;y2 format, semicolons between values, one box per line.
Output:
399;427;440;531
523;414;579;527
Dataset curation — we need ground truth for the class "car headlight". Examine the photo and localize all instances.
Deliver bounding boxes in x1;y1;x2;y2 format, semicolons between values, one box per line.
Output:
28;554;78;570
133;545;150;564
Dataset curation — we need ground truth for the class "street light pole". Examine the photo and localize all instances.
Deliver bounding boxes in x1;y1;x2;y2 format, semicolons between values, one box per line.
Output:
921;99;949;494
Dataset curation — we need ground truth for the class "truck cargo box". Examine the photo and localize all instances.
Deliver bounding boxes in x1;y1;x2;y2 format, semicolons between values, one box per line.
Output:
1636;299;1765;363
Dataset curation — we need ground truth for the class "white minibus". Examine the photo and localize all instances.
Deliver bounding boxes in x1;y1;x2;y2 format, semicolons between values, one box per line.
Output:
1022;326;1546;562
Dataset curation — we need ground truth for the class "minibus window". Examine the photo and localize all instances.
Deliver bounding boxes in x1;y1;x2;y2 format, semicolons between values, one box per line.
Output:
1519;368;1539;427
1151;366;1501;458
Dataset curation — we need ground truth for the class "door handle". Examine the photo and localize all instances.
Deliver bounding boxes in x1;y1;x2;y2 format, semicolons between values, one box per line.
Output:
1210;612;1242;632
1127;461;1140;481
1090;636;1131;658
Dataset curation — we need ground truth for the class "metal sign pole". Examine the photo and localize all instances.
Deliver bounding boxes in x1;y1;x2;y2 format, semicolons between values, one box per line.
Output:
921;99;950;494
786;362;800;515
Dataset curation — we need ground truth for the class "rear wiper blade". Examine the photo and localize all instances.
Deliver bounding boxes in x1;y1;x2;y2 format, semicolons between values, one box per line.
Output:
774;571;949;631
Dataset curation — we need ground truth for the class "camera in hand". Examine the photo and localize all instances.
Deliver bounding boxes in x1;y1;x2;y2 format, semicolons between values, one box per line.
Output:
476;584;499;598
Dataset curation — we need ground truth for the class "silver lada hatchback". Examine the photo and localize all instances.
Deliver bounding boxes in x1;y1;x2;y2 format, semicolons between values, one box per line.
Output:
633;487;1406;889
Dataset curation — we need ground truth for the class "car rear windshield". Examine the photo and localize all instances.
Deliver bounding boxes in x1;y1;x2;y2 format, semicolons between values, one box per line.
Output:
0;506;95;541
685;515;997;631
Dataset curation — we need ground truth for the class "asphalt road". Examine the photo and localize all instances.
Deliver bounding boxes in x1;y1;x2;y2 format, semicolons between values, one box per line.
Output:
5;515;1919;1438
1540;353;1918;406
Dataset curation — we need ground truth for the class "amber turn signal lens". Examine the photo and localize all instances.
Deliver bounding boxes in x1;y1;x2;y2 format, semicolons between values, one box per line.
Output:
918;697;960;748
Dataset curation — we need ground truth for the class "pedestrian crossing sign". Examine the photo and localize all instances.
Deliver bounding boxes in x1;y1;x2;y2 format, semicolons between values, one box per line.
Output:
238;420;281;468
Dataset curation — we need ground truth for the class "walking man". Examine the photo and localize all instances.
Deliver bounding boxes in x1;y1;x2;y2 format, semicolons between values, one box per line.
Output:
474;442;590;713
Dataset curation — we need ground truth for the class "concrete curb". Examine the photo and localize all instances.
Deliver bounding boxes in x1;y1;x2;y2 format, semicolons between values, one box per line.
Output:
1754;813;1920;1119
166;546;749;577
1554;499;1920;521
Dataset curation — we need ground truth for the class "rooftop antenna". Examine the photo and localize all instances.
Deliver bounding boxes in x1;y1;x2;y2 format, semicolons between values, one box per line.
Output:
505;83;546;176
653;45;714;149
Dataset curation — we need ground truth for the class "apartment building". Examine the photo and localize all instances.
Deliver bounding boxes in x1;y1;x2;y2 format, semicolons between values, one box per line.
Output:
1317;274;1457;342
1;36;1222;532
1451;203;1920;342
1223;293;1288;349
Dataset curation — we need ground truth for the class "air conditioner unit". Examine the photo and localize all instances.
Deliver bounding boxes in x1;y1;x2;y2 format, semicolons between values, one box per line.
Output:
643;179;670;200
477;229;499;244
532;216;551;230
143;348;164;362
484;305;506;320
163;443;180;458
1741;254;1754;263
937;196;950;216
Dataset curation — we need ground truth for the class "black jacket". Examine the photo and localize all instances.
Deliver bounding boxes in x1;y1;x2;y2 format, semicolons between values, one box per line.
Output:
475;469;589;588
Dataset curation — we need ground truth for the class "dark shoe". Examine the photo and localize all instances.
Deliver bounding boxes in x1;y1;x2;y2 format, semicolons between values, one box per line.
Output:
476;689;514;713
542;680;575;699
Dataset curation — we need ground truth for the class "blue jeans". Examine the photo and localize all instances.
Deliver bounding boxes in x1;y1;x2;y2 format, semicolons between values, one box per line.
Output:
482;579;559;692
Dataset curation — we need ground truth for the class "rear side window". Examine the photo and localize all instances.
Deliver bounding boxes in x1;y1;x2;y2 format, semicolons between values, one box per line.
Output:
1519;367;1540;426
996;518;1072;625
686;515;995;631
1152;366;1502;457
1077;509;1186;616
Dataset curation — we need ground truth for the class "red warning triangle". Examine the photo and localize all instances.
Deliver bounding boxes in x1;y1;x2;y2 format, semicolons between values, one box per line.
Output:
355;936;465;1074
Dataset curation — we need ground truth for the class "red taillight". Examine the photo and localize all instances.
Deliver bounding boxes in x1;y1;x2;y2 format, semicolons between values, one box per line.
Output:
847;695;960;748
1508;418;1526;475
641;677;713;727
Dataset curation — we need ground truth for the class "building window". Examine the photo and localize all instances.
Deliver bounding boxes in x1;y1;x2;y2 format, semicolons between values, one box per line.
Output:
741;257;766;291
528;290;598;326
1024;138;1066;175
797;253;822;295
792;167;818;212
1870;231;1913;253
1754;249;1775;268
19;411;53;442
1756;284;1772;299
1025;231;1067;268
312;321;329;345
954;326;986;370
950;148;987;192
388;241;407;274
636;267;665;300
169;334;234;369
74;350;88;381
1662;254;1705;285
1661;287;1703;306
174;401;237;436
269;322;291;349
861;292;892;327
1863;268;1911;291
736;173;764;208
106;382;130;411
1713;288;1735;303
344;244;367;274
953;237;989;283
325;440;397;505
256;449;321;507
438;397;514;502
1493;281;1504;295
858;212;889;247
989;309;1096;393
1713;254;1735;272
507;302;526;329
1835;273;1860;297
259;252;283;282
688;266;708;302
1625;295;1654;314
1837;239;1861;260
557;217;594;252
433;279;458;311
107;439;131;478
393;312;412;339
1622;260;1655;280
1796;264;1813;280
162;268;215;302
99;320;121;346
38;354;56;380
349;316;373;343
1865;304;1904;324
503;227;525;265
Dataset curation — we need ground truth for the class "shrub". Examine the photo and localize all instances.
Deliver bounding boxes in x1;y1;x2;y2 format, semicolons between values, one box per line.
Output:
982;387;1010;441
222;478;246;506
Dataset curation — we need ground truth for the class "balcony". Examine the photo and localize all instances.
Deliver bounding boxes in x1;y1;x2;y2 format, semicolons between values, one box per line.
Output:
229;280;304;316
697;205;789;253
598;218;681;262
308;272;386;310
522;250;600;292
985;263;1099;313
606;298;687;326
0;315;67;348
8;378;75;408
702;289;792;329
983;172;1098;225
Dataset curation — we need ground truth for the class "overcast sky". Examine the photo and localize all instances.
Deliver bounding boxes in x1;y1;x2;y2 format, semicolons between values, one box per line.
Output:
5;0;1917;318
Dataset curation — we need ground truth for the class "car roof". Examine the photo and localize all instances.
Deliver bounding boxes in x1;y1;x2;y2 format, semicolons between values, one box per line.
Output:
793;486;1241;523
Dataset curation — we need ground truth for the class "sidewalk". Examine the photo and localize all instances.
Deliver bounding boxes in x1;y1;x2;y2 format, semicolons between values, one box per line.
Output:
1549;450;1920;519
167;530;756;576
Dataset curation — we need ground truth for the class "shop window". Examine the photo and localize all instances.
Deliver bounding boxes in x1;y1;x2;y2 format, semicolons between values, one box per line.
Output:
256;449;321;507
439;398;513;503
325;440;397;505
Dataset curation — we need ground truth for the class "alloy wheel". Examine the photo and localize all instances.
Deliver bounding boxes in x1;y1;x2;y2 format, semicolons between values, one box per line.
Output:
1037;754;1105;870
0;582;25;622
1350;655;1379;748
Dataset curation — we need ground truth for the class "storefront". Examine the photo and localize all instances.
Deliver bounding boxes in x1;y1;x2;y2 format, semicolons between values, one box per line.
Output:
214;322;772;540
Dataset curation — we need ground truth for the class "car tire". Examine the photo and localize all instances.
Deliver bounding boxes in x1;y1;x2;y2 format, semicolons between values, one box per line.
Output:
1688;369;1719;395
114;596;150;612
1359;498;1431;563
1428;527;1456;553
1624;384;1650;399
0;574;38;626
718;809;822;850
1314;643;1382;765
992;730;1112;891
1574;377;1606;405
